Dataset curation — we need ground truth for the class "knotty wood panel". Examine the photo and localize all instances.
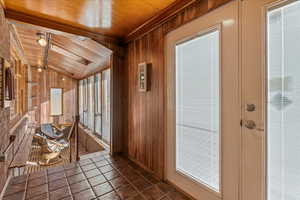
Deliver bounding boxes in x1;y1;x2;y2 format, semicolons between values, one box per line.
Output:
124;0;232;179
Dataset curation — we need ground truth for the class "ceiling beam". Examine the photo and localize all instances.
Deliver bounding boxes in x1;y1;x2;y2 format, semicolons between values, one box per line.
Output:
5;8;121;46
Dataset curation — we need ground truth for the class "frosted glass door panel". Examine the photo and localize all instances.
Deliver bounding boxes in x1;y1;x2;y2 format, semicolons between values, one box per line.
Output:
267;1;300;200
176;30;220;192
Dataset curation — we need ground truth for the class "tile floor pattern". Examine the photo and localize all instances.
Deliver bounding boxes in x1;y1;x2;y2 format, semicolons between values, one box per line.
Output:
3;153;192;200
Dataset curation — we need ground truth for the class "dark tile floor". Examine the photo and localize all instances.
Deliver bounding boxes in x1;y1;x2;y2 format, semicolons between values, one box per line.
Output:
3;153;192;200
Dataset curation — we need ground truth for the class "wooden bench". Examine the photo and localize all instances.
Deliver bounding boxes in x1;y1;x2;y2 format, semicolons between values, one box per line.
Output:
9;126;35;168
8;123;36;176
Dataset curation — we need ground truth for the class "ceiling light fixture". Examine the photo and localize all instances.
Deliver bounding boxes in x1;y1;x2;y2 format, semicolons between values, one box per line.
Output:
37;67;43;72
37;33;47;47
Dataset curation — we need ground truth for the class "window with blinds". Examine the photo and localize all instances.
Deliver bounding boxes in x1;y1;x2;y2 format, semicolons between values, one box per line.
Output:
175;29;220;192
267;1;300;199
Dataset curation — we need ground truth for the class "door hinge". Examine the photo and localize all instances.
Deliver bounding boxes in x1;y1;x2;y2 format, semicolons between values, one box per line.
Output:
240;119;243;127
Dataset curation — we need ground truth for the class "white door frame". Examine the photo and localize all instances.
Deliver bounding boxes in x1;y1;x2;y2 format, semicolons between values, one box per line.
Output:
241;0;300;200
165;1;240;199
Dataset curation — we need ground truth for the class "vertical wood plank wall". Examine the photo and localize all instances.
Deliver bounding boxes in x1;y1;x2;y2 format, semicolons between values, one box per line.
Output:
0;2;10;108
111;53;125;154
31;68;77;124
124;0;232;179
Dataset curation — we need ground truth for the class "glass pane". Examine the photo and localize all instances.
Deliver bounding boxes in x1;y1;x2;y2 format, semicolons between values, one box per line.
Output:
88;76;95;131
95;73;102;136
102;69;111;144
267;1;300;200
79;80;84;124
83;79;88;127
50;88;63;116
175;30;220;192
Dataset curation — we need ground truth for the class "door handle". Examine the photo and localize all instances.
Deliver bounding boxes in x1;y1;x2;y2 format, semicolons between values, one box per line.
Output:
244;120;256;130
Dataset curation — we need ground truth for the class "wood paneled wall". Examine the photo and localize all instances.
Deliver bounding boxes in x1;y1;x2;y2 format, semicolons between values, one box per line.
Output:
111;53;125;154
0;2;10;62
31;68;77;124
0;2;10;109
124;0;232;179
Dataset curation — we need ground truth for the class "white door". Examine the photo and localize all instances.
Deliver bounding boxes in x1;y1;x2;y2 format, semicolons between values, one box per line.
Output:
165;1;240;200
241;0;300;200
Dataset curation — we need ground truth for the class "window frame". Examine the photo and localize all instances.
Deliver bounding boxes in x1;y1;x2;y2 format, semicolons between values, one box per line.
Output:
79;68;110;141
50;87;63;116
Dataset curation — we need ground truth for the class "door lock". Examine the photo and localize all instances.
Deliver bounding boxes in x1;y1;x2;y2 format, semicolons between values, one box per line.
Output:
244;120;256;129
246;104;256;112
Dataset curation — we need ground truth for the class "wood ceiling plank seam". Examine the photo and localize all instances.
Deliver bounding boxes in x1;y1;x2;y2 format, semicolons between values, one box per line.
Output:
9;19;89;41
50;41;92;64
48;63;82;74
48;51;88;69
51;36;105;62
70;38;112;57
47;65;78;79
47;59;84;72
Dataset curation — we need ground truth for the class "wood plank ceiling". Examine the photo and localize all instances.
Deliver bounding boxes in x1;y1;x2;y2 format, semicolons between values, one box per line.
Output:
4;0;177;39
12;22;111;79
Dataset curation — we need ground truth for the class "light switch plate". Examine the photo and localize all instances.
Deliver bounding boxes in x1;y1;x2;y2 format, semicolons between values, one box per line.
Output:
138;62;148;92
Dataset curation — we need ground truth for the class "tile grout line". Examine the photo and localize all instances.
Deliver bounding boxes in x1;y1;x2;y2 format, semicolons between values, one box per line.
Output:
105;157;151;200
46;171;50;200
90;156;122;199
63;167;74;200
23;174;29;200
78;158;102;199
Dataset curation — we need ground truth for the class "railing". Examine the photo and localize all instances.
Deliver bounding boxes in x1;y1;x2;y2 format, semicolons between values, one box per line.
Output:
68;115;80;163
